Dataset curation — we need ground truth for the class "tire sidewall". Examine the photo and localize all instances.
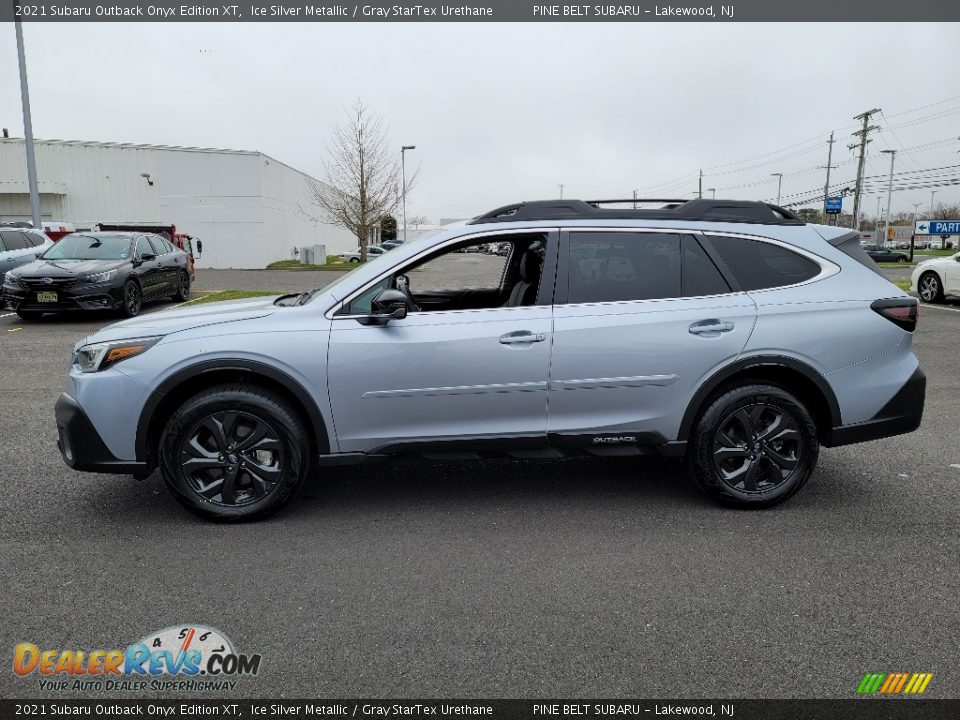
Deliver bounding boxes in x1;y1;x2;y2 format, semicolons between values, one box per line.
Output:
174;271;190;301
159;387;307;521
690;384;819;507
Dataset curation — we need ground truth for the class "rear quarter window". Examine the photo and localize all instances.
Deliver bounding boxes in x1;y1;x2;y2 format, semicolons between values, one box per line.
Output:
831;233;885;277
705;235;821;291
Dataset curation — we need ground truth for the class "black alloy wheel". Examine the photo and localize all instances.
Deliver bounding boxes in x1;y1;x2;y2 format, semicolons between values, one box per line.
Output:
688;383;819;508
159;385;309;521
179;410;284;506
174;271;190;302
122;280;142;317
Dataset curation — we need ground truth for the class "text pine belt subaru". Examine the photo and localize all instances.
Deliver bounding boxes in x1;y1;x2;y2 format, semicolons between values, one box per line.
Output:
55;199;926;521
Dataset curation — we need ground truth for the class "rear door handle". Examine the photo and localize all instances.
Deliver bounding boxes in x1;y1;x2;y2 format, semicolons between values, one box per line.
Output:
499;330;546;345
689;320;735;335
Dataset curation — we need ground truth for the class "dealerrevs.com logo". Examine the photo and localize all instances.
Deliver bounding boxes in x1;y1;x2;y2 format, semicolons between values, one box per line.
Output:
13;625;261;693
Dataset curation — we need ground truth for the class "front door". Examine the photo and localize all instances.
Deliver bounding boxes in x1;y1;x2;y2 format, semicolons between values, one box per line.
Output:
548;230;757;444
326;232;557;454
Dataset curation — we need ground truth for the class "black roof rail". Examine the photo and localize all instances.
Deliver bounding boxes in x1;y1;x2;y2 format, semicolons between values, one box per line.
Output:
467;199;805;226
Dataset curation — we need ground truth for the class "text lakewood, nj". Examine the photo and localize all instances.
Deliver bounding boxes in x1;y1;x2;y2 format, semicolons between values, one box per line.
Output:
534;4;732;16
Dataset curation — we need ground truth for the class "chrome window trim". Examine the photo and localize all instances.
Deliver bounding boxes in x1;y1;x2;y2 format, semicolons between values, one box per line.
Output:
325;227;556;320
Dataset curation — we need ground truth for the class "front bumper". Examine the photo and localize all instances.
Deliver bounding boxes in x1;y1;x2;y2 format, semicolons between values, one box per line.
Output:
55;393;150;475
3;283;123;313
826;367;926;446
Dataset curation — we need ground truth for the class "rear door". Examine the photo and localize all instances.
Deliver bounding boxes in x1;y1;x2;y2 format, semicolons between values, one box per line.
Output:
548;230;756;445
133;236;164;296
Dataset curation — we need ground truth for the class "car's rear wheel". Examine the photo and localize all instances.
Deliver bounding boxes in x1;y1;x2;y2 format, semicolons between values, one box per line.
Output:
688;384;819;508
121;280;142;317
896;256;906;263
349;257;360;263
918;271;944;303
159;385;309;521
172;270;190;302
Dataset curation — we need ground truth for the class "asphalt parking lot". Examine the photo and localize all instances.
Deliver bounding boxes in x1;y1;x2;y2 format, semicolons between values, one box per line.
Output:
1;267;958;700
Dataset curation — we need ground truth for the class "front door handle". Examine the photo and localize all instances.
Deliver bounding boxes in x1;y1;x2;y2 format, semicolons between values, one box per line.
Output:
499;330;546;345
689;320;735;335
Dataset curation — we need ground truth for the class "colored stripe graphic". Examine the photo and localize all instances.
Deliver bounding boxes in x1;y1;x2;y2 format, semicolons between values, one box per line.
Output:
857;672;932;694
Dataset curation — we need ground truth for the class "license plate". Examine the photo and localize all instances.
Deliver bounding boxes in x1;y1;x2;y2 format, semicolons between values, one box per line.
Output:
36;291;58;303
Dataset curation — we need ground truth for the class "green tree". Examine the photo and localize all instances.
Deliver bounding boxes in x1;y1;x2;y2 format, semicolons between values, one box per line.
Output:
380;214;398;241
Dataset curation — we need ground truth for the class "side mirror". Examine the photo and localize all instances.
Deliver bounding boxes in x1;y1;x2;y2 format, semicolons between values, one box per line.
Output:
140;252;157;262
357;289;408;326
195;239;203;257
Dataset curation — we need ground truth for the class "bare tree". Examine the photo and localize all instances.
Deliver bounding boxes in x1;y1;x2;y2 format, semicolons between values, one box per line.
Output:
303;100;417;262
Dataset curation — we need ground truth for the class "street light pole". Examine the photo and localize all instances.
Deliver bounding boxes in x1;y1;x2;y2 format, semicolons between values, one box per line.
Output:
401;145;415;243
771;173;783;205
15;5;41;230
707;188;716;199
881;149;896;246
929;189;938;216
558;184;565;199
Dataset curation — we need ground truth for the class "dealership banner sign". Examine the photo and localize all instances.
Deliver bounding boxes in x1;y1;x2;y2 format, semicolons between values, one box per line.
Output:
3;0;958;22
2;699;960;719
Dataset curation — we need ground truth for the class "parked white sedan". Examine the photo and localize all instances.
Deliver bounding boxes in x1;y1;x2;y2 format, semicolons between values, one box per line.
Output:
912;252;960;303
339;245;387;263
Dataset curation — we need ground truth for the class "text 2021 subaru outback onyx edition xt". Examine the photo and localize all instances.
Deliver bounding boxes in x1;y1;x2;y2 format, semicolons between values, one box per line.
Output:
54;199;925;521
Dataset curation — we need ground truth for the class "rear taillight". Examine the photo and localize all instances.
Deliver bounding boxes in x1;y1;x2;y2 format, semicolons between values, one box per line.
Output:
871;298;918;332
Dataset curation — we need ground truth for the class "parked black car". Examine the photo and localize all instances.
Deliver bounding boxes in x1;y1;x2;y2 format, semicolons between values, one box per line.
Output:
862;244;909;263
2;232;191;319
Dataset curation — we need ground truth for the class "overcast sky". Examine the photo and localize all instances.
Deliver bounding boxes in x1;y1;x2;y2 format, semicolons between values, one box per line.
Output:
2;22;959;222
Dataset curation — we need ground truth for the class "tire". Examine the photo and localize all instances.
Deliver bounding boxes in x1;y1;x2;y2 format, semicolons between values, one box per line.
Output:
896;256;906;263
918;271;944;304
349;257;360;263
15;310;42;321
120;279;142;317
158;384;309;521
172;270;190;302
687;383;819;508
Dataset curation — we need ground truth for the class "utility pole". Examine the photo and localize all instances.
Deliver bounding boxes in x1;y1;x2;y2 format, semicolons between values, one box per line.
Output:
929;189;938;216
632;189;637;209
15;4;42;230
698;169;703;199
558;184;565;200
771;173;783;205
875;196;882;236
848;108;881;231
821;131;837;220
401;145;415;243
880;149;896;246
911;201;921;262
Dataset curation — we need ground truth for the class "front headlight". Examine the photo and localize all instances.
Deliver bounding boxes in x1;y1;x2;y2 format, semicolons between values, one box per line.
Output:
4;271;21;285
81;269;118;284
74;336;162;373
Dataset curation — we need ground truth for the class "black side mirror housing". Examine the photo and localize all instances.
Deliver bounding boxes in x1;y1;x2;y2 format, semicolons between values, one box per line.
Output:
358;289;408;326
140;252;157;262
195;239;203;257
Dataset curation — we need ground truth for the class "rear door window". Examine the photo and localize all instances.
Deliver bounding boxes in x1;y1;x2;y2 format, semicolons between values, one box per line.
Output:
705;235;820;291
682;235;731;296
0;231;28;251
567;232;682;303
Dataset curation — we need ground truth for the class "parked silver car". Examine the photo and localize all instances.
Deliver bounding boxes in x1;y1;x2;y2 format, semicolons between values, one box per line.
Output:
0;225;53;283
55;199;925;520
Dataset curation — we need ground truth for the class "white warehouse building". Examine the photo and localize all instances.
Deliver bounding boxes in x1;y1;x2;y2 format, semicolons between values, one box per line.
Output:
0;137;356;268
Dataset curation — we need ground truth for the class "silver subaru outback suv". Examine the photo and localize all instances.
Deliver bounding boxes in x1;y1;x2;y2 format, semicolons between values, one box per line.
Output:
55;199;925;521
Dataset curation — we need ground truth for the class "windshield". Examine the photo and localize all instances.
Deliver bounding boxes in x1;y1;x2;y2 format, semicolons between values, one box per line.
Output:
42;234;132;261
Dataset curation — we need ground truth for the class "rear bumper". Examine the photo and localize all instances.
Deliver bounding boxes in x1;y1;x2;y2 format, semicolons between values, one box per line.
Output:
826;367;925;447
55;393;149;475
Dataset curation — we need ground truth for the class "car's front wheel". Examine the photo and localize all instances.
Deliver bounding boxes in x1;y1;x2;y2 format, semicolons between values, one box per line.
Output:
349;257;360;263
15;310;42;321
918;271;944;303
121;279;142;317
159;385;309;521
688;383;819;508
